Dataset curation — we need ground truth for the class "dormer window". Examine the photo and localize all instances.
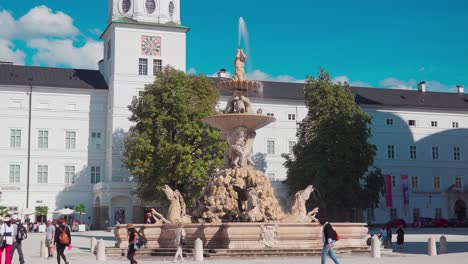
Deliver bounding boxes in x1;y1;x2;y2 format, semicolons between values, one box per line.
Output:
146;0;156;14
121;0;131;14
169;1;175;18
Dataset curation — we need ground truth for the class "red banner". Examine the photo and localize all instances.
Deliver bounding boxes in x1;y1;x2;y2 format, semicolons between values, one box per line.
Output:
384;174;393;208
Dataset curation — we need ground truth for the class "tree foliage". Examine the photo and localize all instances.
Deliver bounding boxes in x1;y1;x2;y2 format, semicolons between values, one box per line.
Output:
283;68;384;220
123;67;227;205
35;206;48;223
74;203;87;224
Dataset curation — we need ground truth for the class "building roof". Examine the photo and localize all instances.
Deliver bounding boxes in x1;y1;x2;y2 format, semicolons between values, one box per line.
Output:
0;64;108;90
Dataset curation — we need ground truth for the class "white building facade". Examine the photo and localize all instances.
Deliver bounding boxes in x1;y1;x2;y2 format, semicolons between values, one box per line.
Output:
0;0;466;227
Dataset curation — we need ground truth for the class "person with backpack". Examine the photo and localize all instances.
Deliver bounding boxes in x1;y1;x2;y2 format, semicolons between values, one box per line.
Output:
0;215;14;264
54;218;71;264
318;215;340;264
11;215;26;264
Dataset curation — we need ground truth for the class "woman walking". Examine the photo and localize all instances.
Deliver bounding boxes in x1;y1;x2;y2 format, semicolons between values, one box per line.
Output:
54;218;71;264
0;215;14;264
173;222;186;263
396;225;405;249
126;224;139;264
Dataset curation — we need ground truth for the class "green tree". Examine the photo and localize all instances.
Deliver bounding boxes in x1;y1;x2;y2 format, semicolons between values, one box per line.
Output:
0;206;8;217
74;203;87;224
283;68;384;221
35;206;48;223
123;67;227;205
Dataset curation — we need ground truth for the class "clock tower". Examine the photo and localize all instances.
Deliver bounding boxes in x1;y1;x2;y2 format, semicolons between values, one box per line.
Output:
98;0;189;186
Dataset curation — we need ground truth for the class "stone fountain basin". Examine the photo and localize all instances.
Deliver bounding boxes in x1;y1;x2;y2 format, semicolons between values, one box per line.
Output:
114;222;368;250
203;114;275;132
219;80;263;92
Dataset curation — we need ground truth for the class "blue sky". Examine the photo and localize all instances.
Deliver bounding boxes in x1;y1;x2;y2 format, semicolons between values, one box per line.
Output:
1;0;467;91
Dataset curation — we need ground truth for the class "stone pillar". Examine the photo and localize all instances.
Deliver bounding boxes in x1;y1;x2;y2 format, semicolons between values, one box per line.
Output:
40;240;48;258
439;235;447;254
194;238;204;261
427;236;437;256
371;236;381;258
91;237;98;254
96;239;107;261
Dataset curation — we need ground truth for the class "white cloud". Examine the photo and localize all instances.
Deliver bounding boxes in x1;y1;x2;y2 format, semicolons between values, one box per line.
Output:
0;10;16;39
332;75;349;84
28;38;102;69
332;75;371;87
187;67;197;75
245;69;302;83
379;78;417;90
17;5;79;38
0;39;26;64
89;28;102;37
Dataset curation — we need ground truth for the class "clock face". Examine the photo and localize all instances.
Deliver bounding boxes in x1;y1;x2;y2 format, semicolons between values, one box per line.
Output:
141;35;161;56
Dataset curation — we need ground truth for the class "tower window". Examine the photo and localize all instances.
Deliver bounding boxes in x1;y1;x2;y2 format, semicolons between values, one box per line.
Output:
409;120;416;126
139;58;148;75
169;1;175;18
121;0;131;14
153;59;162;75
145;0;156;14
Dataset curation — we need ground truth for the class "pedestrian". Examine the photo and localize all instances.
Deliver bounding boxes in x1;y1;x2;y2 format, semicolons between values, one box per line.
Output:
386;223;393;249
46;220;56;259
396;225;404;249
318;215;340;264
54;218;71;264
126;224;138;264
173;222;186;263
11;215;27;264
0;215;14;264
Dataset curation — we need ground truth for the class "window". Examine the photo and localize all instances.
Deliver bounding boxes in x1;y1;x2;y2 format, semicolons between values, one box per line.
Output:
145;0;156;14
410;145;417;159
431;121;438;127
288;114;296;120
432;146;439;160
91;132;102;150
91;166;101;184
409;120;416;126
137;90;145;105
139;58;148;75
453;122;459;128
65;166;76;184
65;131;76;149
122;0;131;14
386;119;393;125
391;175;396;188
37;165;48;183
387;145;395;159
288;141;296;155
267;113;275;117
7;207;18;213
390;208;398;220
434;176;440;189
107;40;111;59
38;130;48;149
168;1;175;17
455;176;462;189
153;59;162;75
435;208;442;219
453;146;461;160
413;208;420;221
10;129;21;148
9;165;20;183
267;140;275;155
411;176;418;189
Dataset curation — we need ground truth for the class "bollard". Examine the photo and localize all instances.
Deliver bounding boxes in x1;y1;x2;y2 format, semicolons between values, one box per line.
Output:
194;238;204;261
40;240;48;258
427;236;437;256
439;235;447;254
96;239;107;261
371;236;381;258
90;237;97;254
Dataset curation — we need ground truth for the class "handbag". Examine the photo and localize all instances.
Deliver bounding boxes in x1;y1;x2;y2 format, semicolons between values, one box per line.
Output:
180;236;186;246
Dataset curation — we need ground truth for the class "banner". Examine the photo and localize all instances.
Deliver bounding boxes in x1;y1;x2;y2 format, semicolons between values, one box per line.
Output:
384;174;393;208
401;174;409;206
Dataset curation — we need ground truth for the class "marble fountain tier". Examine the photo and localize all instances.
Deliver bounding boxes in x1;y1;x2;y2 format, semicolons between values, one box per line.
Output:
113;48;368;255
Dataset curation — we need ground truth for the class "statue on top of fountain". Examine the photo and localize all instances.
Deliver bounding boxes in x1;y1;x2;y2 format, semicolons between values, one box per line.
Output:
233;48;247;82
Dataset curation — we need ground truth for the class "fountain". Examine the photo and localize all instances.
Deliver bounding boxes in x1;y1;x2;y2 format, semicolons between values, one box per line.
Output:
112;24;368;256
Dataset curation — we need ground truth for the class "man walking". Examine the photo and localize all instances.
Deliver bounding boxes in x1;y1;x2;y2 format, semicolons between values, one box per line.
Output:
319;215;340;264
11;215;27;264
45;220;56;259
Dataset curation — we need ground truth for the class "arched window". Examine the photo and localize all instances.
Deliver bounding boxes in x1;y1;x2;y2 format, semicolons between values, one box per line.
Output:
168;1;175;18
146;0;156;14
121;0;131;14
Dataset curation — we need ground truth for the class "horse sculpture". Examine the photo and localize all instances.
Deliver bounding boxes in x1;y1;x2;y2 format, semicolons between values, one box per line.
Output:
282;185;319;223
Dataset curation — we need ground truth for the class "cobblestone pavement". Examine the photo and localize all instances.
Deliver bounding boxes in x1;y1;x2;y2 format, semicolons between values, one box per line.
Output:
8;228;468;264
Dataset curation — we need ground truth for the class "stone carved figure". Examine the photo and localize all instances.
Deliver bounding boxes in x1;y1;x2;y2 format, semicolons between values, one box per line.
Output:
224;94;254;114
246;187;263;222
282;185;319;223
226;127;256;168
162;185;191;224
259;225;279;248
233;48;247;82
